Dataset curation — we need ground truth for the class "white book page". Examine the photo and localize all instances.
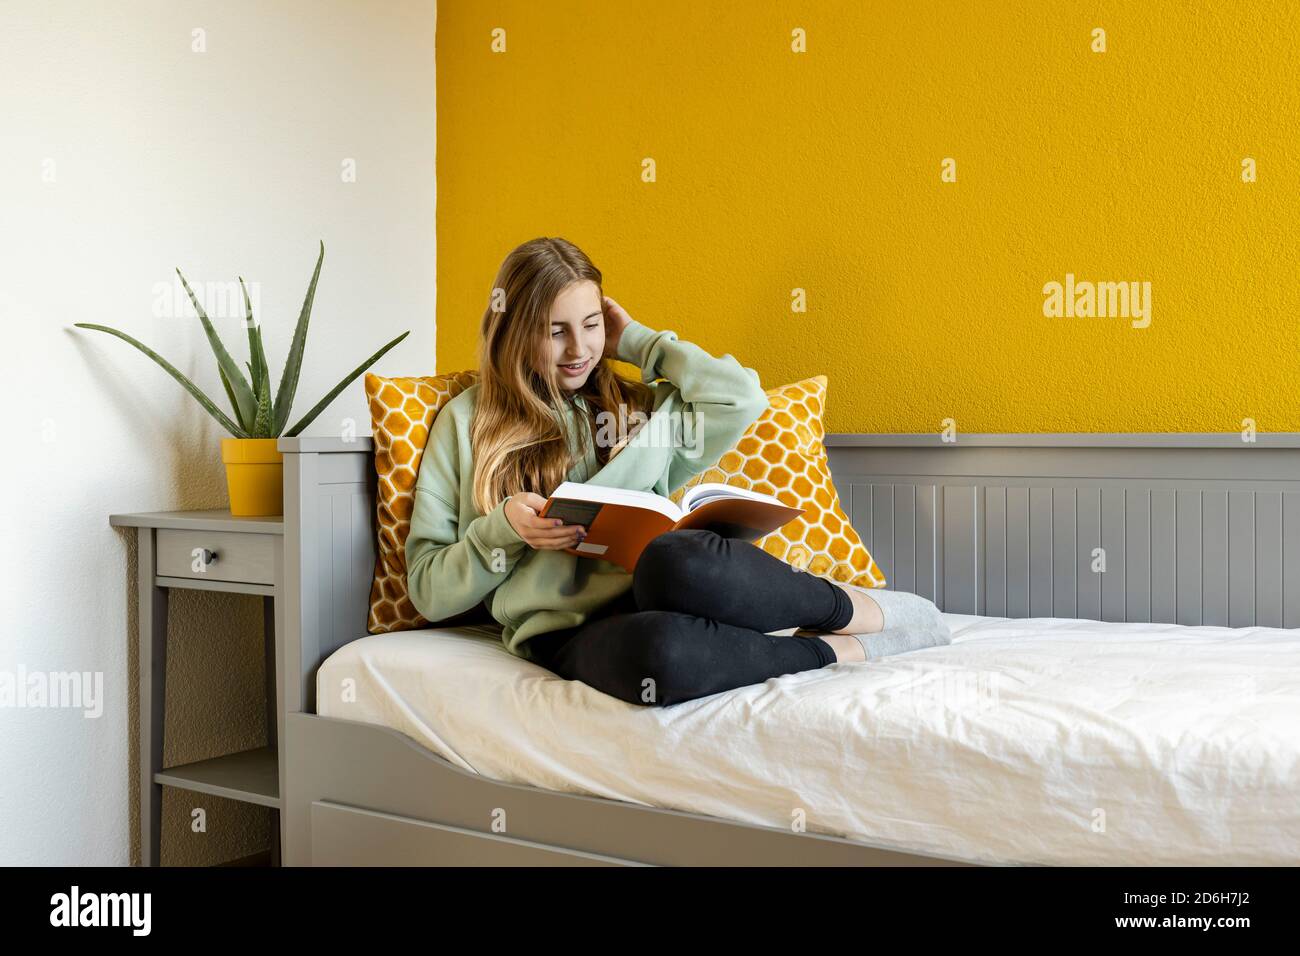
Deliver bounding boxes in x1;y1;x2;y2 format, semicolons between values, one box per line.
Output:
681;482;778;512
549;481;682;521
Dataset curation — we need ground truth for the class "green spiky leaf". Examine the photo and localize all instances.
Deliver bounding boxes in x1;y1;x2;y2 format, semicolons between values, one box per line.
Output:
76;242;409;443
73;323;248;437
176;267;257;428
272;241;324;435
219;364;250;431
251;387;274;437
284;330;410;437
240;277;270;404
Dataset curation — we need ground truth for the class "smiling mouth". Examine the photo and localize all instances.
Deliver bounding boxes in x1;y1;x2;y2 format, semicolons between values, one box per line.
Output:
558;359;590;373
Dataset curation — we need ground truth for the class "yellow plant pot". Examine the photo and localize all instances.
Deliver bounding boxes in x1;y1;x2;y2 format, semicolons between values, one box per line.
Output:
221;438;284;517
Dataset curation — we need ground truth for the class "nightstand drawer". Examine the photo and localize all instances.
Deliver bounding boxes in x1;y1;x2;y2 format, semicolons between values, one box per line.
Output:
155;529;276;585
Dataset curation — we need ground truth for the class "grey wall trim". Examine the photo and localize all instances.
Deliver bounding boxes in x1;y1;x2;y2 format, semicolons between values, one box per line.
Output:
825;437;1300;628
826;433;1300;448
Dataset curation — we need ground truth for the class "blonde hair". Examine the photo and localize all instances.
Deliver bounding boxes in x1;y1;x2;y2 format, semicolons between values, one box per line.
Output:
470;237;655;514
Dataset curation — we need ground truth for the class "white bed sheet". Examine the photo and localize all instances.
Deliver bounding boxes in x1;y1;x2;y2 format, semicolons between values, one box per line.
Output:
315;613;1300;865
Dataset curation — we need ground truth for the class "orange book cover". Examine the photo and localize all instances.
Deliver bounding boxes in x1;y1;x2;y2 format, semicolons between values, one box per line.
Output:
538;481;804;572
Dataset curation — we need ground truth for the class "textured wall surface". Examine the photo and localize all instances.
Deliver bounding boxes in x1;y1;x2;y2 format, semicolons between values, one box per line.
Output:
436;0;1300;432
0;0;436;865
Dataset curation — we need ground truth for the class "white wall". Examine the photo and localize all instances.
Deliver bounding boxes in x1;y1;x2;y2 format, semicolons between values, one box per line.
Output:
0;0;436;864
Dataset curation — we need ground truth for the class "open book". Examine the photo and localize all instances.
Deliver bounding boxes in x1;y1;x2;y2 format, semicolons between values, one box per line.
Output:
538;481;804;572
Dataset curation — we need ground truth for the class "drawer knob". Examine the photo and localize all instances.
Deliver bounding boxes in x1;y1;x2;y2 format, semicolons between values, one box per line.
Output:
191;547;219;572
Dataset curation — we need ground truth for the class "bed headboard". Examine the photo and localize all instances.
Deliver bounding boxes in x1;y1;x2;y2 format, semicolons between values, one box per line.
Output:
278;433;1300;715
823;433;1300;629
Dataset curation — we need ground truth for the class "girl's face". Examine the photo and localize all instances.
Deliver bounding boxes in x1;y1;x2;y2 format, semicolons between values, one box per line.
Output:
546;279;605;391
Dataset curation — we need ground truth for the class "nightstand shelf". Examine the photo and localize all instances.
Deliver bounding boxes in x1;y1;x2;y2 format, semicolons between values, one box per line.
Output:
110;508;286;867
155;746;280;809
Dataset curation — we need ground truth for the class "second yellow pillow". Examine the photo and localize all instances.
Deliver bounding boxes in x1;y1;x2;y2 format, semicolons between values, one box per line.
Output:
670;375;886;588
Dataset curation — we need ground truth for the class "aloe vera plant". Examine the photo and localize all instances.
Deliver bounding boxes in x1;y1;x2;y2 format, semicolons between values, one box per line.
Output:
75;241;408;438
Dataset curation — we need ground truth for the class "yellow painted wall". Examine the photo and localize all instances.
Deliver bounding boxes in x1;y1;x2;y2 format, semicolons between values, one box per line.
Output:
436;1;1300;433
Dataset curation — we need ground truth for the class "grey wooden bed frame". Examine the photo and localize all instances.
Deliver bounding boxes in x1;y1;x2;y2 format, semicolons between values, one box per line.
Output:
275;432;1300;866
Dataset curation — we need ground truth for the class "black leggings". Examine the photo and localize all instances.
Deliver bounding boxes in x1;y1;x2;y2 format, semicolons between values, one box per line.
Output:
526;529;854;706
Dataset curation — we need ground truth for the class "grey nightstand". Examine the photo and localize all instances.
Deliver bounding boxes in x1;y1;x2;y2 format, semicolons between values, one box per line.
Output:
110;509;285;867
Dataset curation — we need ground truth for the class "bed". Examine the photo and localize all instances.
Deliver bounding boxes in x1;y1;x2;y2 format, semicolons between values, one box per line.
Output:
277;433;1300;866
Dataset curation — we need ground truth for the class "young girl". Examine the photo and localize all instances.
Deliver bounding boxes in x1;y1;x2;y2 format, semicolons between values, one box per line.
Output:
405;237;950;706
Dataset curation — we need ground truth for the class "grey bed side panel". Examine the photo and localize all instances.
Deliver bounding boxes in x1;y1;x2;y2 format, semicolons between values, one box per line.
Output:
286;712;976;867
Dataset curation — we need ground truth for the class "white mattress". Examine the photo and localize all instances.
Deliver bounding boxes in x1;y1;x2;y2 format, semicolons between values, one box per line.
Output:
316;613;1300;865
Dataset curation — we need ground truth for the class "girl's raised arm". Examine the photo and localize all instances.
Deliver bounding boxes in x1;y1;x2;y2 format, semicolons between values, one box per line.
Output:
615;315;769;492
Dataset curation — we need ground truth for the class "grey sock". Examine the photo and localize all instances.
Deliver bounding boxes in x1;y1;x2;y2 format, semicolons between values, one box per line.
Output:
843;587;952;660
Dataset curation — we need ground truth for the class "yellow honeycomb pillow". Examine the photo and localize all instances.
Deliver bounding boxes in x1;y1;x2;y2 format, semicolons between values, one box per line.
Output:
365;370;480;633
670;375;886;588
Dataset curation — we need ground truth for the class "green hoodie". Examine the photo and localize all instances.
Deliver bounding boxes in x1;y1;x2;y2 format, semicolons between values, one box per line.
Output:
405;317;770;661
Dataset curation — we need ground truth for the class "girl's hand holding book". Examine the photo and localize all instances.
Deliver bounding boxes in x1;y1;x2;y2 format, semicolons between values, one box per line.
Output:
505;492;588;550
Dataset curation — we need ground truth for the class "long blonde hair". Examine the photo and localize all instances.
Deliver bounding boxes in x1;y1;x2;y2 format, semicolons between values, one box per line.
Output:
471;237;656;515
